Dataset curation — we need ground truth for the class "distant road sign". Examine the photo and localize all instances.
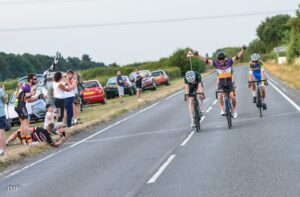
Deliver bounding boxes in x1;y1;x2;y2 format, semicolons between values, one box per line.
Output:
273;47;287;53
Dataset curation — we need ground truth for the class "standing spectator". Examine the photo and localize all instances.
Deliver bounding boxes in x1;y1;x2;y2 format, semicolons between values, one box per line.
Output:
73;72;83;124
15;74;47;145
134;69;143;102
64;70;77;128
117;71;125;104
53;72;75;123
0;85;8;155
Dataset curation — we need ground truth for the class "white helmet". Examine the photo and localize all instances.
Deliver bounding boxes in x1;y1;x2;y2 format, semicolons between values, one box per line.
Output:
251;53;260;61
185;71;196;83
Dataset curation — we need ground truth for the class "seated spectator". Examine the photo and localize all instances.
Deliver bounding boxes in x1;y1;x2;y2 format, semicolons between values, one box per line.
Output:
44;104;66;136
6;123;65;147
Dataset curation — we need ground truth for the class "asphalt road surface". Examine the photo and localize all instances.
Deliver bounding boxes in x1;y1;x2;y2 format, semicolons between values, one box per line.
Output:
1;66;300;197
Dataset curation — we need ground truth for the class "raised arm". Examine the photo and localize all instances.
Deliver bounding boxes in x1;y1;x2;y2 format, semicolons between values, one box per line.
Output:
232;45;247;62
187;50;213;66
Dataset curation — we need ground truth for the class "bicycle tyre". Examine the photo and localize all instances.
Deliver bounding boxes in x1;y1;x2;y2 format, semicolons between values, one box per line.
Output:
257;87;262;118
194;99;201;132
225;99;232;129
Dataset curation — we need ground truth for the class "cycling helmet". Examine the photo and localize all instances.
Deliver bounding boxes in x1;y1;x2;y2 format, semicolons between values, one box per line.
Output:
216;51;226;60
185;71;196;83
251;53;260;61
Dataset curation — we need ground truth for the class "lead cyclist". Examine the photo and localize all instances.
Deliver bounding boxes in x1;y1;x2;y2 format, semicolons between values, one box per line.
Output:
189;45;246;118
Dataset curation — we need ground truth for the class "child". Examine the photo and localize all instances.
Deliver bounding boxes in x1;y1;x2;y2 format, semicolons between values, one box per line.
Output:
44;104;66;137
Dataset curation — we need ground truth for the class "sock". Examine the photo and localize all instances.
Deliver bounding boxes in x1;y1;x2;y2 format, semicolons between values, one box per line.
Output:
252;91;256;97
21;135;26;145
26;136;32;145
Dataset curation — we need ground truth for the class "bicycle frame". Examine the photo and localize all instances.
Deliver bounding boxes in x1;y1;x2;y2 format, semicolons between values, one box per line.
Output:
216;89;233;129
249;80;266;117
187;92;203;132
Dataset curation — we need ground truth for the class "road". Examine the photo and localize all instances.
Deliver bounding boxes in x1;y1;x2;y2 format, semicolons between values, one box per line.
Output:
1;66;300;197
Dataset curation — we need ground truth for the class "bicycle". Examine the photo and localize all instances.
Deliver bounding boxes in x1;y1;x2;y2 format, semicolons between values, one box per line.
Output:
216;88;233;129
185;92;204;132
248;79;267;118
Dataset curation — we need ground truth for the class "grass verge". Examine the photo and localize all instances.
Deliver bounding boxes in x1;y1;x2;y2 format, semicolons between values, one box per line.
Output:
0;70;214;171
266;61;300;90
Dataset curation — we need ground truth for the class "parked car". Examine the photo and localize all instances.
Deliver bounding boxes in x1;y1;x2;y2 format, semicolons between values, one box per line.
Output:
129;70;156;91
8;74;48;127
151;70;170;86
80;80;106;104
105;76;136;99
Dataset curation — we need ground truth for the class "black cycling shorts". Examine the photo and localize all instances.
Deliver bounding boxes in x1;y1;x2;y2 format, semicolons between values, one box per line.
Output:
218;78;234;92
15;107;29;120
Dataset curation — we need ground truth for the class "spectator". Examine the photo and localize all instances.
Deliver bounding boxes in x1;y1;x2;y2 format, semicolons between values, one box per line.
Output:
44;104;66;137
6;123;65;147
73;72;83;124
64;70;77;128
0;85;8;156
117;71;125;104
53;72;76;123
134;69;143;102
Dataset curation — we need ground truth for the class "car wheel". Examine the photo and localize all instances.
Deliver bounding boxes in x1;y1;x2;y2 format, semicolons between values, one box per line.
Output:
101;98;107;104
166;80;170;86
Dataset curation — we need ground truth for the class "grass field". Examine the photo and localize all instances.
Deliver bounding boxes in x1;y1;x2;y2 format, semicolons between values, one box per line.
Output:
266;61;300;90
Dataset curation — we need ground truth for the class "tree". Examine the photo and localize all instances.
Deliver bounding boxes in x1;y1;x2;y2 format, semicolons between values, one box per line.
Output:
288;6;300;62
256;14;291;52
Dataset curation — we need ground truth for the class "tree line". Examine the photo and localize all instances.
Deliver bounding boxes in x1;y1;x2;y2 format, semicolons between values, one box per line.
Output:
0;53;106;81
215;5;300;63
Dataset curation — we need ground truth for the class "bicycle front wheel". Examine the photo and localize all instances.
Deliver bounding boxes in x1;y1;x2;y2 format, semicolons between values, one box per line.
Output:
225;100;232;129
194;100;201;132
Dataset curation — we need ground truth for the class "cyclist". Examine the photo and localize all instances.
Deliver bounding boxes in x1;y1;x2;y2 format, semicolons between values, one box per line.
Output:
249;53;267;110
184;70;205;128
190;45;246;118
14;74;47;145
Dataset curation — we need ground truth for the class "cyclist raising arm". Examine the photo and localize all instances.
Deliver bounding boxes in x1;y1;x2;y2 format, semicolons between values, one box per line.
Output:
184;69;205;128
190;45;246;118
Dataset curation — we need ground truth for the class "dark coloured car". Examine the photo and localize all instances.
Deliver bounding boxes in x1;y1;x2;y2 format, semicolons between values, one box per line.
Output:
105;76;136;99
151;70;170;86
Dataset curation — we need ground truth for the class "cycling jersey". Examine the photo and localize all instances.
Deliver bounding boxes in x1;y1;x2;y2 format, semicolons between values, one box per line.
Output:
184;71;202;95
249;61;264;85
213;58;234;79
14;84;31;120
17;127;54;145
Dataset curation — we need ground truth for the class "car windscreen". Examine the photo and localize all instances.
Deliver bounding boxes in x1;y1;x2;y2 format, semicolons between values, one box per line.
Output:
82;81;99;88
152;71;163;77
107;77;117;85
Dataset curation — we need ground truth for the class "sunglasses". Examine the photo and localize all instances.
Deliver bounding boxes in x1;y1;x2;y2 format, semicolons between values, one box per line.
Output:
252;61;258;63
218;58;225;61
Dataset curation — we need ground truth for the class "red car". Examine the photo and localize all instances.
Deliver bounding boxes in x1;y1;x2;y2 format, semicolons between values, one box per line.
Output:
80;80;106;104
151;70;170;86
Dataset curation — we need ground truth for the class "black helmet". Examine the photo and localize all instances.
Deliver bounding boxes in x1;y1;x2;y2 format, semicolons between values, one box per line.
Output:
216;51;226;60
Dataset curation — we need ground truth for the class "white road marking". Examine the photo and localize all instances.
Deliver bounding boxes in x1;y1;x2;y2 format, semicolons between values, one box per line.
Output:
206;106;212;113
200;116;206;123
213;99;218;105
147;154;176;184
267;76;300;112
180;131;195;146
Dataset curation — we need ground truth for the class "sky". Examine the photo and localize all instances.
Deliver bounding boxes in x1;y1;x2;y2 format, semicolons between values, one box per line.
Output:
0;0;298;65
